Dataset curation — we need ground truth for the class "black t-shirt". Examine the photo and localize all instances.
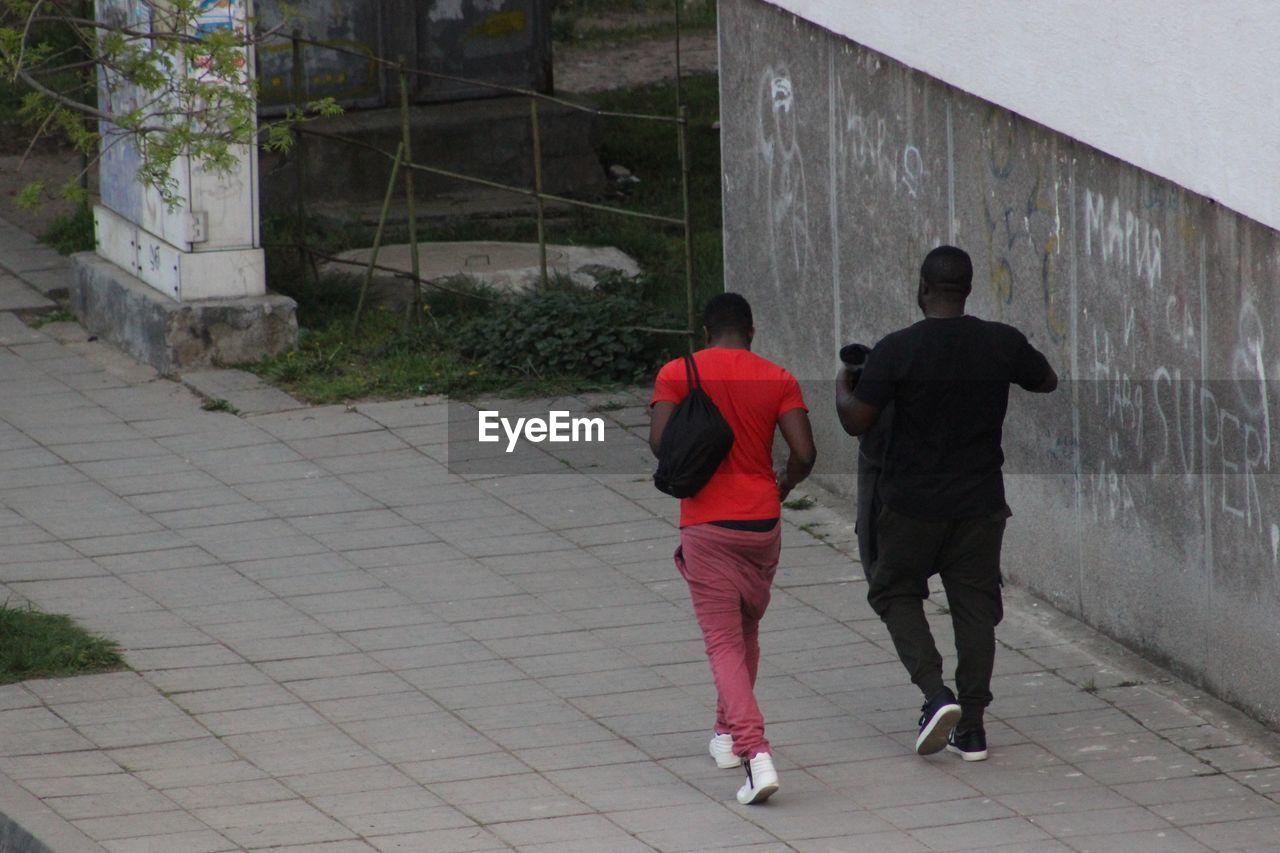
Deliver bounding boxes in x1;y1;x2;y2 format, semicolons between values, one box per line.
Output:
854;315;1052;521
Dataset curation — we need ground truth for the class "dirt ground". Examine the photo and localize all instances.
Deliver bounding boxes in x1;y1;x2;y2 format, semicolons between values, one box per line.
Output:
0;150;94;237
554;29;718;94
0;25;718;239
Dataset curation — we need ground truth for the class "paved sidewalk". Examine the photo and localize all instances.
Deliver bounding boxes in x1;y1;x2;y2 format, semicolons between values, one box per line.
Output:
0;310;1277;852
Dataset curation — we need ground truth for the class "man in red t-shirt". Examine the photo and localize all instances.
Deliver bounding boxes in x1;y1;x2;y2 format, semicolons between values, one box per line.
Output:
650;293;815;805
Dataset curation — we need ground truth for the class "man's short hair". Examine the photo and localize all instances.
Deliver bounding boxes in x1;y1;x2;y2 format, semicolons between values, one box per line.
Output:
920;245;973;297
704;292;753;338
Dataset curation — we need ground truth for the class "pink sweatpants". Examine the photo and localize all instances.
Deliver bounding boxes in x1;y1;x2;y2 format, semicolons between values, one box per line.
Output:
674;522;781;759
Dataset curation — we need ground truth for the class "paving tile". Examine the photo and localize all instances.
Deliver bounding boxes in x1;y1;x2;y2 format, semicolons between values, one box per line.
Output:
1068;827;1212;852
45;789;183;820
0;727;96;756
791;830;930;852
1026;805;1171;836
996;786;1138;816
1181;815;1280;849
259;653;386;682
221;726;385;776
143;663;274;694
908;816;1053;850
72;810;210;841
613;802;775;850
1195;744;1279;773
21;773;150;799
0;707;71;733
340;805;474;837
100;829;239;852
124;644;244;670
512;739;652;772
280;765;418;798
877;796;1018;830
366;826;508;852
488;813;621;847
0;750;122;779
163;778;297;810
106;737;239;771
286;673;414;703
1149;793;1280;826
196;703;329;736
398;752;532;785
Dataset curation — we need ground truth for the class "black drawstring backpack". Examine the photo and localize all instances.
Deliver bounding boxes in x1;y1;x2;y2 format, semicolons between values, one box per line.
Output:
654;354;735;498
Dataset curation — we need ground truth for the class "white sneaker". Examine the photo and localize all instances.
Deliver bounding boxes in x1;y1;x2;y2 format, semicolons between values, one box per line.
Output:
709;732;738;769
736;752;779;804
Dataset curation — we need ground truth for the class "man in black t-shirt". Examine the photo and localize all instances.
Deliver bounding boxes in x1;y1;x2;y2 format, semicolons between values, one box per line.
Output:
835;245;1057;761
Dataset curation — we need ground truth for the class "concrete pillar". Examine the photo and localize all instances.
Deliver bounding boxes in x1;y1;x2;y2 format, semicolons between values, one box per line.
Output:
73;0;296;375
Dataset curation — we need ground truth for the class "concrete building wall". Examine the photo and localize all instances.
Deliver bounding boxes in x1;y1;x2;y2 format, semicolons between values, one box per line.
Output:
719;0;1280;727
761;0;1280;235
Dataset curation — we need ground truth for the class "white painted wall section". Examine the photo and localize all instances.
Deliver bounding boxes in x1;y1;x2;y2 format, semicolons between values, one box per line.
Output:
762;0;1280;233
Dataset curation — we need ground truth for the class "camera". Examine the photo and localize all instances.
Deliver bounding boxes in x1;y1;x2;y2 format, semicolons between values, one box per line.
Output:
840;343;870;390
839;343;870;368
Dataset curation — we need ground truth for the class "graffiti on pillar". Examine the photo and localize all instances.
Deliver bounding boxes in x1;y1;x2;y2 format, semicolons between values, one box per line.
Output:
97;0;153;225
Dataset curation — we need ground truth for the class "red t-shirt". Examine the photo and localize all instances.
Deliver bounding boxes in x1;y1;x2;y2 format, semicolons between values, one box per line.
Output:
650;347;807;527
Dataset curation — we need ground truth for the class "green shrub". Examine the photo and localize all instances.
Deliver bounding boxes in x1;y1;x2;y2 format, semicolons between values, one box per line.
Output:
455;283;675;382
40;204;95;255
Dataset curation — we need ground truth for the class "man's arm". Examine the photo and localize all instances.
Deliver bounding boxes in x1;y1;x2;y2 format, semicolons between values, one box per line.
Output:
776;408;816;501
1011;332;1058;394
648;401;675;457
1033;364;1059;393
835;366;882;436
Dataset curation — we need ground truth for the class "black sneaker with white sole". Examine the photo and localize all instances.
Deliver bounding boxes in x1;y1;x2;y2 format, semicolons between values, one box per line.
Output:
946;726;988;761
915;689;961;755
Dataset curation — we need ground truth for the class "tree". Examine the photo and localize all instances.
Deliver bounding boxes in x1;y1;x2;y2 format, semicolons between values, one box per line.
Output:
0;0;338;208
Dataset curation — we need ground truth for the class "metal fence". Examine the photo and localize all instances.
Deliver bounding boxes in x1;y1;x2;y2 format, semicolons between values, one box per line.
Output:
268;10;700;348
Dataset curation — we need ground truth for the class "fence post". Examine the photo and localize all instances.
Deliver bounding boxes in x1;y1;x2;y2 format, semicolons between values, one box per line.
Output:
674;0;684;109
398;59;423;327
677;104;695;353
290;31;310;283
353;142;404;335
531;98;548;288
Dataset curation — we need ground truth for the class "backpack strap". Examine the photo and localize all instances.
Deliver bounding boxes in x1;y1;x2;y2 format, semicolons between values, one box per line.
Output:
684;353;702;391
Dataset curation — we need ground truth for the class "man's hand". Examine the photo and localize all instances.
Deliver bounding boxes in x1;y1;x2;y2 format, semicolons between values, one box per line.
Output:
648;400;675;457
776;467;795;502
776;408;815;501
835;367;881;436
837;364;859;393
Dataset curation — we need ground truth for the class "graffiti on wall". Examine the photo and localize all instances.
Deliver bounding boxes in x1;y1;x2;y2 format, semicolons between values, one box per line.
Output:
737;42;1280;589
755;65;814;292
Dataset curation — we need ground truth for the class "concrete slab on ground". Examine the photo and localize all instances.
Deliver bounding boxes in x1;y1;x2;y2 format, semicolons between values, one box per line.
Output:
329;241;641;298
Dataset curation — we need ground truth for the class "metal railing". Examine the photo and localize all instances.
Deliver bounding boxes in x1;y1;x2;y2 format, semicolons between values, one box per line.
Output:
270;21;699;348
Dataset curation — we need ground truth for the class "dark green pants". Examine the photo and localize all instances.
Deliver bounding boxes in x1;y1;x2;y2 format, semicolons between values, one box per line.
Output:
867;505;1007;728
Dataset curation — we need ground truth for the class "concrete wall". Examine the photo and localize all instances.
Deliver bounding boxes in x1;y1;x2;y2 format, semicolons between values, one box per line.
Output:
720;0;1280;728
761;0;1280;235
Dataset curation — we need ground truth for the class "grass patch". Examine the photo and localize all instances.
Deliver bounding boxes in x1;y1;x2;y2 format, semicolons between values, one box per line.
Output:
201;398;240;414
783;496;816;511
0;604;125;684
29;308;78;329
552;0;716;47
249;74;724;403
